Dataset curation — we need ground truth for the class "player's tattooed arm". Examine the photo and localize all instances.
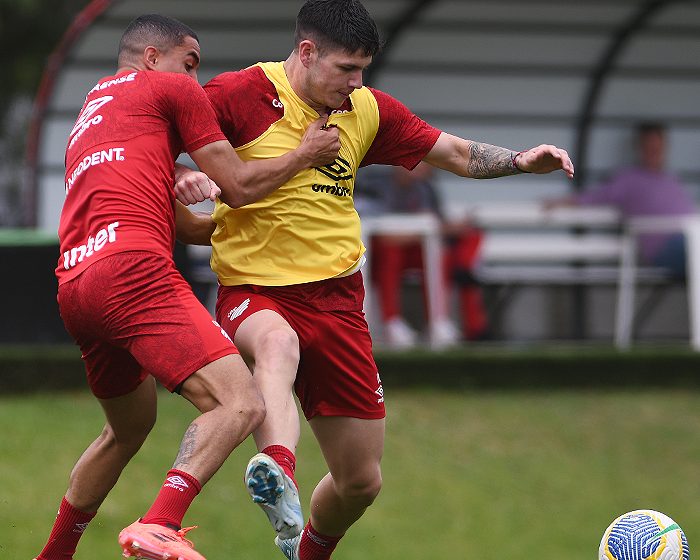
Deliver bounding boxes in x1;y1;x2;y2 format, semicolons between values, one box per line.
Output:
423;132;574;179
423;132;521;179
465;141;520;178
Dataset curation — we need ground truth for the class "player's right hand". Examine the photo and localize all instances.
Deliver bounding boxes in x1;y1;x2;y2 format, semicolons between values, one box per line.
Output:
174;169;221;205
298;116;341;168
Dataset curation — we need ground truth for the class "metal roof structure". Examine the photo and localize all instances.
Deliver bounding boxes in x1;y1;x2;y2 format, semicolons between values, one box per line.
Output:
26;0;700;230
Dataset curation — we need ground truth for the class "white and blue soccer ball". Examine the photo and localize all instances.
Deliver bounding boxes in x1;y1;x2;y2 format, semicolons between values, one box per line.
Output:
600;510;689;560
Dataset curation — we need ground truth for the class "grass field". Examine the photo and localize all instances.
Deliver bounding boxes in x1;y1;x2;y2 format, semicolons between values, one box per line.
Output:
2;386;699;560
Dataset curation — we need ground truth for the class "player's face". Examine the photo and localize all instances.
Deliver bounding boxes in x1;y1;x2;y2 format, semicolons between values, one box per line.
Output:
306;47;372;110
156;35;201;80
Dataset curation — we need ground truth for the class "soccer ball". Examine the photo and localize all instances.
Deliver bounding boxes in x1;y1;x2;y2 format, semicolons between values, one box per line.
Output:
599;510;689;560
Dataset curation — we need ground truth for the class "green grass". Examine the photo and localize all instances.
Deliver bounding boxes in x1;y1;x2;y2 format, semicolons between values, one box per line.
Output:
2;388;699;560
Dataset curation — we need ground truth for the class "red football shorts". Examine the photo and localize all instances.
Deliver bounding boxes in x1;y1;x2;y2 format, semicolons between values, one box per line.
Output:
58;251;238;399
216;271;385;420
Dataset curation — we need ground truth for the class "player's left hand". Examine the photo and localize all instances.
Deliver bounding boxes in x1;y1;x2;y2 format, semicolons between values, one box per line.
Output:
517;145;575;179
174;169;221;205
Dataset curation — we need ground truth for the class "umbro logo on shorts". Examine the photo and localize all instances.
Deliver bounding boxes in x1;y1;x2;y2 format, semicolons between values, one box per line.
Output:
228;298;251;321
375;371;384;403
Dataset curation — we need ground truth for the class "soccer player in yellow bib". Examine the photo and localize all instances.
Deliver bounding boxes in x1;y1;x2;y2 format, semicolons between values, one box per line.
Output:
177;1;574;558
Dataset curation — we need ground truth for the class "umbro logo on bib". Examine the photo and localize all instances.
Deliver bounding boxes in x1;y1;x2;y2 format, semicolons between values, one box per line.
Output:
316;156;353;181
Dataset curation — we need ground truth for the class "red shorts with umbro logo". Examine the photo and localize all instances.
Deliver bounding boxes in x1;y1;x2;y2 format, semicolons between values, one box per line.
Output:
216;271;385;420
58;251;238;399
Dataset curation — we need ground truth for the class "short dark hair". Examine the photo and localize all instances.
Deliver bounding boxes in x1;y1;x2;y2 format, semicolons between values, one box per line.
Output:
118;14;198;64
294;0;382;57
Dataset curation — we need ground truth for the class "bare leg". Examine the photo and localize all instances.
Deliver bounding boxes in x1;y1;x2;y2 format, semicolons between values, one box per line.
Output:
65;376;158;512
66;351;265;511
307;416;384;536
173;353;266;483
116;355;264;560
233;310;301;453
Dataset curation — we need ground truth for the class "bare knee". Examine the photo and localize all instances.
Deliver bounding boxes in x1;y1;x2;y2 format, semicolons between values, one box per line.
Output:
183;354;265;417
231;391;266;432
336;469;383;507
212;374;267;434
101;418;153;456
258;327;300;366
201;379;266;434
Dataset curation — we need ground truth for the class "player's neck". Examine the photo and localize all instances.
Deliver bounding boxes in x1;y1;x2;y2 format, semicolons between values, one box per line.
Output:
283;55;327;115
115;63;142;75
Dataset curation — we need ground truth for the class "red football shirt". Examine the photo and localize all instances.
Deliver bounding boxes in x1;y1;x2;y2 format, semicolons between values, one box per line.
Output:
56;70;226;284
204;65;440;165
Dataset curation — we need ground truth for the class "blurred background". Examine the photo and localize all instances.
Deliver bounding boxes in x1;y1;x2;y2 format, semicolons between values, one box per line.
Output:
3;0;700;347
2;3;700;558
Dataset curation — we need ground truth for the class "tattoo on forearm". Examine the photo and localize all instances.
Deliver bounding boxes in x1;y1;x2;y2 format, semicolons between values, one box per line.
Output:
173;423;198;469
466;141;520;178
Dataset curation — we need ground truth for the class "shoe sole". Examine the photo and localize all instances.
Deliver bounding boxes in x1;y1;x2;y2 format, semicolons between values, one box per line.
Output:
246;453;285;505
246;453;303;539
120;539;168;560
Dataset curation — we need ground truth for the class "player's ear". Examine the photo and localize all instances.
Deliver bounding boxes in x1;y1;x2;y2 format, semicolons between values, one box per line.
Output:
144;46;160;70
298;40;316;68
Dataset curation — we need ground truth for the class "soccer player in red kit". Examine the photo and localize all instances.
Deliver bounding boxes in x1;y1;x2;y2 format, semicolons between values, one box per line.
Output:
177;1;574;559
34;14;341;560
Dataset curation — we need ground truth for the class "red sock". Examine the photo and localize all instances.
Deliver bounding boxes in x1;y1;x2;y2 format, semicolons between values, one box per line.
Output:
299;521;343;560
263;445;298;489
141;469;201;530
36;496;96;560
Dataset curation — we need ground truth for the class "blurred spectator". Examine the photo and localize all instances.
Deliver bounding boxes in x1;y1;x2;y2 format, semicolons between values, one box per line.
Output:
356;163;490;348
545;122;695;277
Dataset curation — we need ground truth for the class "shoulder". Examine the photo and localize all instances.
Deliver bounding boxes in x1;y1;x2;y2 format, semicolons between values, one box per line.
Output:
143;70;198;88
366;87;411;117
205;66;272;97
203;65;280;146
142;71;206;100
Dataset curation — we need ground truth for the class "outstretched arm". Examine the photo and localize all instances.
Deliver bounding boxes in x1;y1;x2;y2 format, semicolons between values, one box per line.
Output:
187;116;340;208
423;132;574;179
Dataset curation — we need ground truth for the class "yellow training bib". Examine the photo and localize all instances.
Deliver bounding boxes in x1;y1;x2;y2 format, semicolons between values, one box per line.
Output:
211;62;380;286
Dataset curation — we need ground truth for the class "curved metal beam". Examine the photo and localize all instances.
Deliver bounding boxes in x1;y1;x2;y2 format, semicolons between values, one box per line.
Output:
365;0;438;86
574;0;680;189
24;0;117;226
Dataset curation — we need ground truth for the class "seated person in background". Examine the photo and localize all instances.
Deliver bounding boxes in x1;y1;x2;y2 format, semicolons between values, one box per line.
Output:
545;122;695;278
356;162;490;347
